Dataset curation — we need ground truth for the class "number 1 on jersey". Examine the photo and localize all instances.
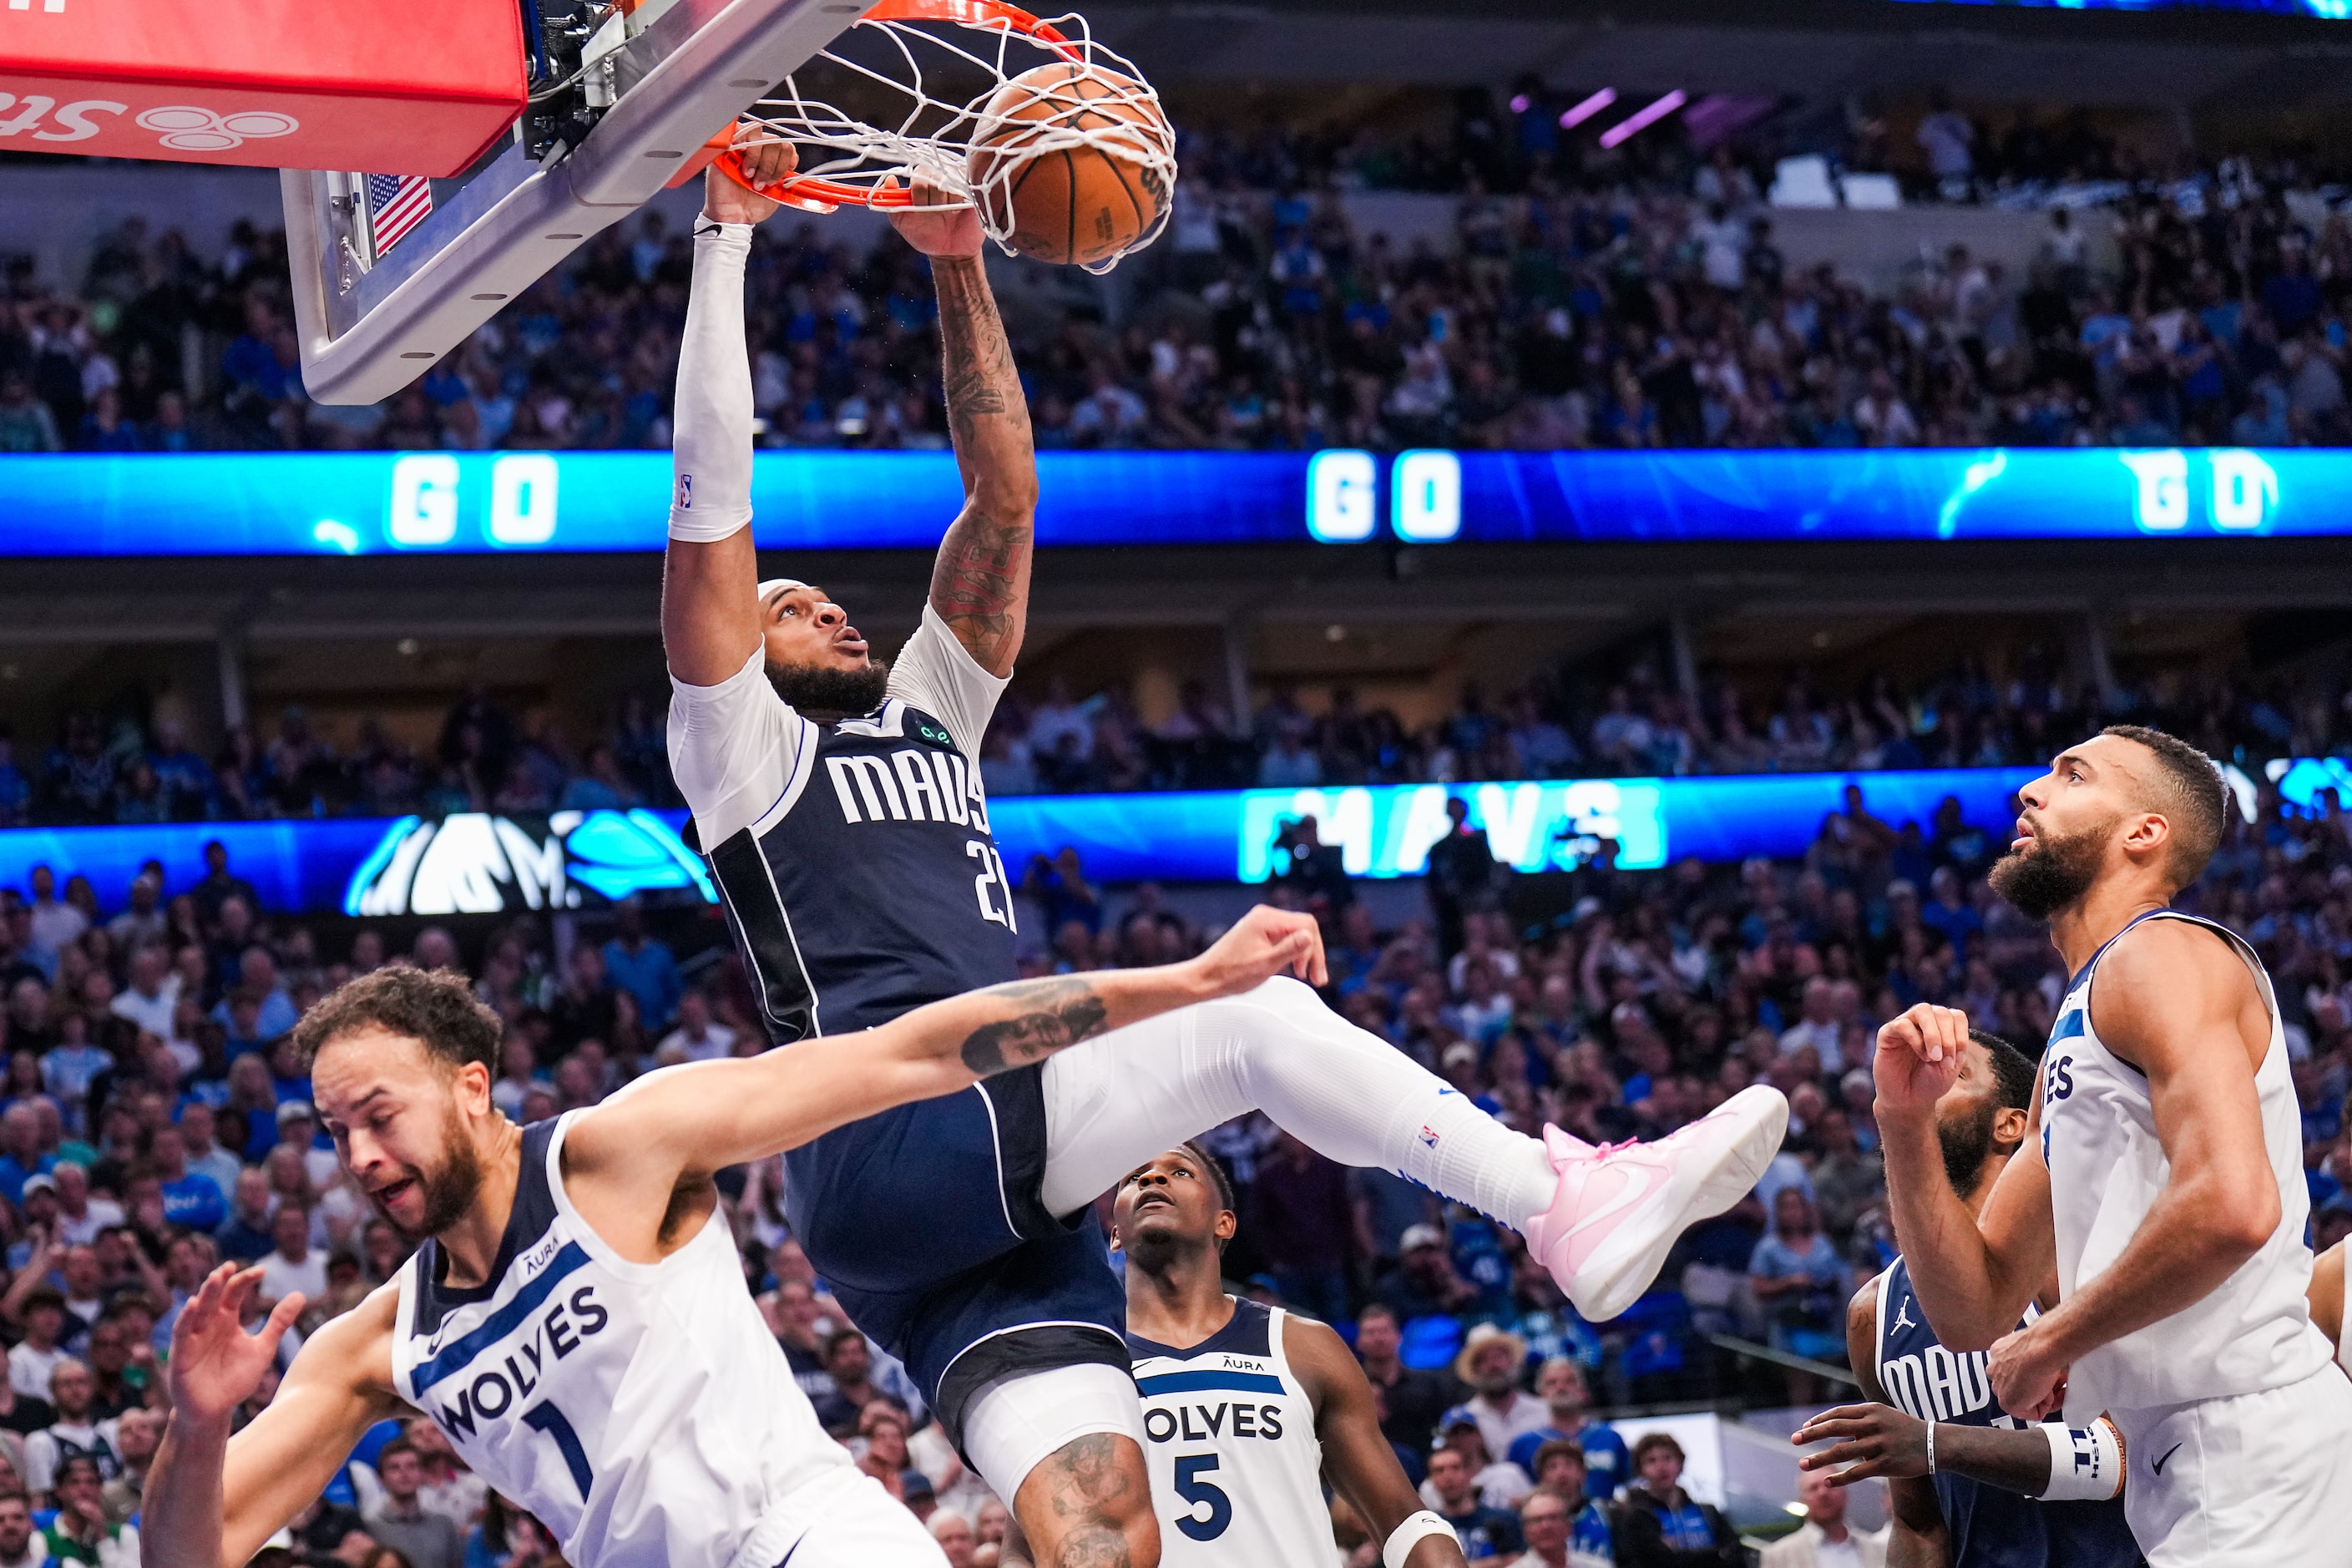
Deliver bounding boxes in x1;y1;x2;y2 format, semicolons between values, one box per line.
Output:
523;1398;594;1501
966;840;1019;932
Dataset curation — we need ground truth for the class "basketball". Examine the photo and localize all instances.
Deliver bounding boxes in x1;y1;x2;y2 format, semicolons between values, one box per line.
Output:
966;61;1171;268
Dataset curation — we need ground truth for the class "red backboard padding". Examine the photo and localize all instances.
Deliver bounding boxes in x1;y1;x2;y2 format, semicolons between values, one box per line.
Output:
0;0;526;177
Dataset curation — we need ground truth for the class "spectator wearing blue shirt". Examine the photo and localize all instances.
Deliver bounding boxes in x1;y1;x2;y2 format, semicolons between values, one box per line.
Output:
0;1105;53;1207
210;947;298;1046
1506;1359;1631;1505
1614;1433;1742;1566
1748;1189;1853;1405
1513;1481;1611;1567
38;1023;109;1136
1427;1445;1524;1560
599;902;680;1034
1918;866;1982;954
211;1168;276;1264
1525;1444;1619;1555
146;1125;225;1234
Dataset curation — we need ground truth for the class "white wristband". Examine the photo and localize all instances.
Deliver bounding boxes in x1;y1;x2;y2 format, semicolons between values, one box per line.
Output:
1925;1419;1937;1475
2040;1417;2125;1501
1383;1510;1459;1568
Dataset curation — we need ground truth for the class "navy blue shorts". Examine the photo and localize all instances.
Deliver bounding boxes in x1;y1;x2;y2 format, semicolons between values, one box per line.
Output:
784;1062;1128;1450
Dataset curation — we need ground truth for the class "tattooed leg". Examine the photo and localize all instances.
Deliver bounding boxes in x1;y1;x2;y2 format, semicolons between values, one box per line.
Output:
1011;1433;1159;1568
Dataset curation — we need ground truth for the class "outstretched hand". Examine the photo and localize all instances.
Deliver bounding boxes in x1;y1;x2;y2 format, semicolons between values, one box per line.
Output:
1192;906;1328;996
1792;1402;1930;1483
166;1263;304;1429
1874;1002;1970;1122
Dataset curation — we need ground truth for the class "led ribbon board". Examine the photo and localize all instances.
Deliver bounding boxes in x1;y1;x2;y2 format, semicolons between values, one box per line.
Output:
0;448;2331;556
0;767;2044;915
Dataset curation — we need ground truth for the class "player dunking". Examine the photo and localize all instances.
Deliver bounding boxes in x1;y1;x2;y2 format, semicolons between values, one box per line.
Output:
139;913;1328;1568
1873;726;2352;1566
664;139;1785;1567
1114;1145;1469;1568
1793;1026;2142;1568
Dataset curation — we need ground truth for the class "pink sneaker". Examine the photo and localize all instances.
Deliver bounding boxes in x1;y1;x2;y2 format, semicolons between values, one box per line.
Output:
1523;1085;1788;1322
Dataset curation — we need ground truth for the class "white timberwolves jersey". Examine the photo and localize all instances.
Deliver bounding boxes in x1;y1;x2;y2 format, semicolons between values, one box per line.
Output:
2042;910;2332;1421
1125;1300;1337;1566
392;1115;855;1568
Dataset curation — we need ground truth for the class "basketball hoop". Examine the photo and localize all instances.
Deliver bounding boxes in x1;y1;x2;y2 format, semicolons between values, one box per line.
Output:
712;0;1176;273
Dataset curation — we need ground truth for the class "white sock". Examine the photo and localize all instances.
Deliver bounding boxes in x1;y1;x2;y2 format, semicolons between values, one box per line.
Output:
1038;976;1559;1228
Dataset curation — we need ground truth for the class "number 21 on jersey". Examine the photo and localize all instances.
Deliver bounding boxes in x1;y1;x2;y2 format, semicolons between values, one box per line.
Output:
967;840;1019;931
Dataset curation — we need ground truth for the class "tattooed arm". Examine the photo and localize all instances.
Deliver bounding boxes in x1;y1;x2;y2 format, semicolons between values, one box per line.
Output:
564;908;1326;1222
890;187;1036;677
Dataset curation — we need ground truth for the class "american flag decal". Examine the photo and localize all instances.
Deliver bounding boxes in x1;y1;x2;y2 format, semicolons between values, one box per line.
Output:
366;173;433;254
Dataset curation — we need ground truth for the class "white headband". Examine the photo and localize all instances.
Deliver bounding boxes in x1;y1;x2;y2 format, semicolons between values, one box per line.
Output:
758;578;810;601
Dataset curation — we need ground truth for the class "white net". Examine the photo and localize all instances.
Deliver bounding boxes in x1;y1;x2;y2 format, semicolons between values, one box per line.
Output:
733;1;1176;274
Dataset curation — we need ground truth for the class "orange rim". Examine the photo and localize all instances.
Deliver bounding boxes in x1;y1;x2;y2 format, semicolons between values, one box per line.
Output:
711;0;1082;209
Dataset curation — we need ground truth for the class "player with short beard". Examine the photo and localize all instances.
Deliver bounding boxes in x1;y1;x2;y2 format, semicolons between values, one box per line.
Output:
1875;725;2352;1567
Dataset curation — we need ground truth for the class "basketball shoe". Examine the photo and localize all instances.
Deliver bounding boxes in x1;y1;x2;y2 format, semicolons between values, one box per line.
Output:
1524;1085;1789;1322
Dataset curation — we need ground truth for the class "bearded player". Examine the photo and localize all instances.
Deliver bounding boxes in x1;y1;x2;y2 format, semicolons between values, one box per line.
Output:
141;913;1325;1568
1115;1145;1469;1568
664;140;1785;1567
1874;726;2352;1565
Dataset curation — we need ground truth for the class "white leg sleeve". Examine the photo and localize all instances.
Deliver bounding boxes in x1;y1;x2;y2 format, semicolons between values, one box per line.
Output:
670;221;756;542
1038;976;1556;1228
959;1363;1147;1506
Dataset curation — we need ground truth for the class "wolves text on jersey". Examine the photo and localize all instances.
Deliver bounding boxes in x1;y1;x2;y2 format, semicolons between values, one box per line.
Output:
429;1273;611;1440
1142;1399;1287;1444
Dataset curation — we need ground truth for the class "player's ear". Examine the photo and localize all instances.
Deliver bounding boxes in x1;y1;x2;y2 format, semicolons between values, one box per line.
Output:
452;1058;495;1115
1213;1209;1237;1246
1990;1105;2030;1155
2124;810;2171;865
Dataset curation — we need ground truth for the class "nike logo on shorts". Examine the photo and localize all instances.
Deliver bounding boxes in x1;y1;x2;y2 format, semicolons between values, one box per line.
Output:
2152;1442;2183;1476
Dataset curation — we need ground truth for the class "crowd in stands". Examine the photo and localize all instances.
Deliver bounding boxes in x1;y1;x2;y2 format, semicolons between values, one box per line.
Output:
0;690;679;829
0;708;2348;1561
6;645;2341;827
4;100;2350;458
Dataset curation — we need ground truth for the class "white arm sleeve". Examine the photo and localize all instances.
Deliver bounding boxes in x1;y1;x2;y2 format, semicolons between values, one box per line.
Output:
884;604;1010;763
666;650;807;847
669;221;756;542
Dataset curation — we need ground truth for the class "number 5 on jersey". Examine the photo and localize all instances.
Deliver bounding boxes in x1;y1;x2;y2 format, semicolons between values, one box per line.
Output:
1172;1454;1232;1541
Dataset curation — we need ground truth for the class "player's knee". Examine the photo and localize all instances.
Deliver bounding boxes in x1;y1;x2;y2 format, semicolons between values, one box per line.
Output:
1235;971;1325;1023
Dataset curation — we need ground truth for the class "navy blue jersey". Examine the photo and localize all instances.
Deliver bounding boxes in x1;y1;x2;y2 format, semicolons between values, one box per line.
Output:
670;624;1129;1444
698;696;1019;1044
1874;1258;2142;1568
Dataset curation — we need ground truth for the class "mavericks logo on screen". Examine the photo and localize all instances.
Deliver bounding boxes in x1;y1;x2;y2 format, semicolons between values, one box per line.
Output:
345;809;716;916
